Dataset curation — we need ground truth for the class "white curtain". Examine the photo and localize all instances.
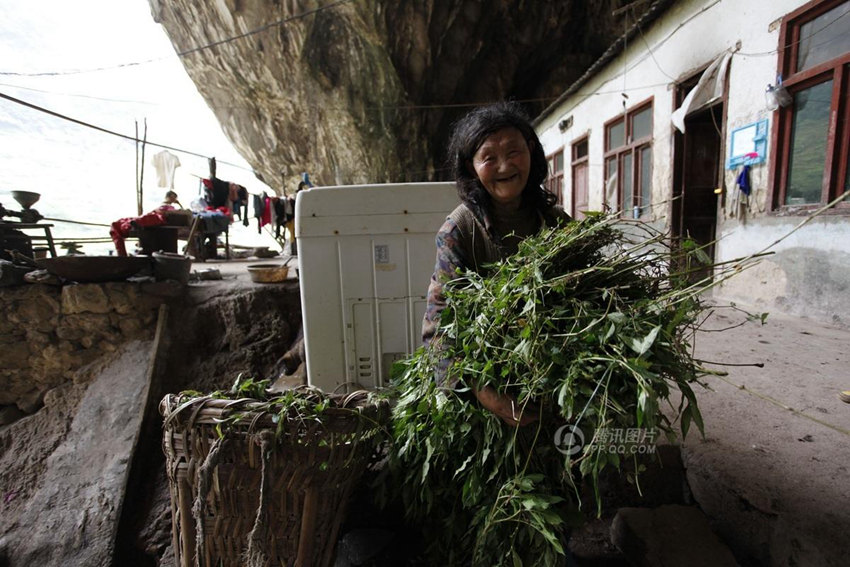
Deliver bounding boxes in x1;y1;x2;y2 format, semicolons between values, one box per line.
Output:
671;50;733;133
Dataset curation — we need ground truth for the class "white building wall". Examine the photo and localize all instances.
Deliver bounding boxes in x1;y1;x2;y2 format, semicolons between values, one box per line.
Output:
537;0;850;325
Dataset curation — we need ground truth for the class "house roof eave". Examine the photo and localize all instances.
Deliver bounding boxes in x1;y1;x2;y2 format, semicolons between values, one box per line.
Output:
533;0;678;128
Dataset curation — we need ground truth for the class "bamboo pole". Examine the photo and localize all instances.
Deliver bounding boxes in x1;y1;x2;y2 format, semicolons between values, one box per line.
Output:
135;121;141;216
139;118;148;216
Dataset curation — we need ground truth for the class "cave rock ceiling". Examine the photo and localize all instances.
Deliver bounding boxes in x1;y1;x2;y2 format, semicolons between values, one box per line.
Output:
150;0;629;192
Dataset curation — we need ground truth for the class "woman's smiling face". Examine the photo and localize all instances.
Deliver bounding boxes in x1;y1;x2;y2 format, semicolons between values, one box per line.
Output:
470;127;532;209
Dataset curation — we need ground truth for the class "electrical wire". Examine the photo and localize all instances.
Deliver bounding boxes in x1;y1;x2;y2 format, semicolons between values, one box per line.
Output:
736;6;850;58
0;75;561;112
0;0;726;114
630;4;677;81
0;0;704;114
6;0;844;194
0;0;353;78
0;90;251;171
0;81;162;105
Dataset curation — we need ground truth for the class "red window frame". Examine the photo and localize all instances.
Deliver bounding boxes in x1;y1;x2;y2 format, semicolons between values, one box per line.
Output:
546;148;565;205
769;0;850;211
571;136;589;219
603;99;653;217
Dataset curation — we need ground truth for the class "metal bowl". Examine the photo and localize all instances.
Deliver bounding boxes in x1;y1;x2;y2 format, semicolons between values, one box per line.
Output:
36;255;151;283
11;190;41;209
247;263;289;283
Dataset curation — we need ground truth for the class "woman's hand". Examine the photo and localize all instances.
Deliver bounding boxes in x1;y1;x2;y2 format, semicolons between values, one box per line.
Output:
473;385;538;427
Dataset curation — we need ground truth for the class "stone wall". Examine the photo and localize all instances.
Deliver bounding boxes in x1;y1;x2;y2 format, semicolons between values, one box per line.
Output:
0;282;180;422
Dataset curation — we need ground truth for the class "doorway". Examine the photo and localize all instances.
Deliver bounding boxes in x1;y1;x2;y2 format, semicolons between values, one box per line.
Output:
672;96;723;282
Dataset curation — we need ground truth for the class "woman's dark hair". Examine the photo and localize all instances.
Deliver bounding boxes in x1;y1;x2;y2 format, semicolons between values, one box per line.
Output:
447;101;556;215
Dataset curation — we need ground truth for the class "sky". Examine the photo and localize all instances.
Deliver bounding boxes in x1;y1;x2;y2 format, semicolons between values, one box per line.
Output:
0;0;278;254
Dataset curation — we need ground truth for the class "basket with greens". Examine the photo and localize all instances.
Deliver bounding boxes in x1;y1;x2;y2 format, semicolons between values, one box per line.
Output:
160;379;389;567
380;212;762;566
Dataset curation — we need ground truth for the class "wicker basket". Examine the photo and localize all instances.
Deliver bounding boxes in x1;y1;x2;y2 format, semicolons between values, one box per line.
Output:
160;389;389;567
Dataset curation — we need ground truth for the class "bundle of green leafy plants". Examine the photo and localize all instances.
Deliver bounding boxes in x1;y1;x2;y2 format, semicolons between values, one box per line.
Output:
165;375;389;443
378;213;758;566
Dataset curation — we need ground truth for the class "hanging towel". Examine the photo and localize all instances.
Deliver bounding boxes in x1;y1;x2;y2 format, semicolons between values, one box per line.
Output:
736;164;751;197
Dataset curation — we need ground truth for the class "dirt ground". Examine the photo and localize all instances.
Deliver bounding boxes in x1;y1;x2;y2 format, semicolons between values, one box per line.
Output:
685;301;850;566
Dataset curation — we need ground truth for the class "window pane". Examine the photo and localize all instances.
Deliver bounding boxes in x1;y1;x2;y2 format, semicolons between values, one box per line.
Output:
797;1;850;72
786;80;833;205
845;160;849;197
631;106;653;140
841;161;850;205
574;163;588;208
622;153;634;212
574;139;588;160
639;145;652;210
607;119;625;150
605;157;618;205
554;152;564;172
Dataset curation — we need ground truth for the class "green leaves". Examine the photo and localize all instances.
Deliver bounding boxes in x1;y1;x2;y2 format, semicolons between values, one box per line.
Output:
381;212;722;565
228;373;270;399
629;325;661;356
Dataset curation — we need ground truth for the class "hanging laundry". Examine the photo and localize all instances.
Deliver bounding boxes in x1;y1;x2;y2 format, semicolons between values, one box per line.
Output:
202;177;231;208
253;193;265;233
232;185;249;225
258;193;273;233
273;197;287;238
151;150;181;189
736;164;751;197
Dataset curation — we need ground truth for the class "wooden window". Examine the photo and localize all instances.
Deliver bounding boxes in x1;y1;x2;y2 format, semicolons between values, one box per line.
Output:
547;149;565;204
771;0;850;209
603;100;653;217
571;137;589;219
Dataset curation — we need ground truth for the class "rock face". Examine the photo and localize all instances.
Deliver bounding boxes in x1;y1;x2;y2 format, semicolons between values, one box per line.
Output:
148;0;625;191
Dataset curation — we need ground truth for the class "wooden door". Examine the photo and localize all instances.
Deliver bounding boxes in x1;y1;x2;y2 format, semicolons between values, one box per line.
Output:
677;105;722;281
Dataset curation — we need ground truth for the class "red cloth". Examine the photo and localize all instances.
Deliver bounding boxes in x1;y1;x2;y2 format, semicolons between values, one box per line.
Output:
205;205;232;222
260;197;272;228
109;210;167;256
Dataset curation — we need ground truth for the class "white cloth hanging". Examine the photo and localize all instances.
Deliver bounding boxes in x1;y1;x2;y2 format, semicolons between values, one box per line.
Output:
671;50;733;134
151;150;181;189
605;172;618;208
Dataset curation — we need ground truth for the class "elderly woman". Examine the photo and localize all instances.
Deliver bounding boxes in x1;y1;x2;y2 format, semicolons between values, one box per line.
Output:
422;102;571;426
